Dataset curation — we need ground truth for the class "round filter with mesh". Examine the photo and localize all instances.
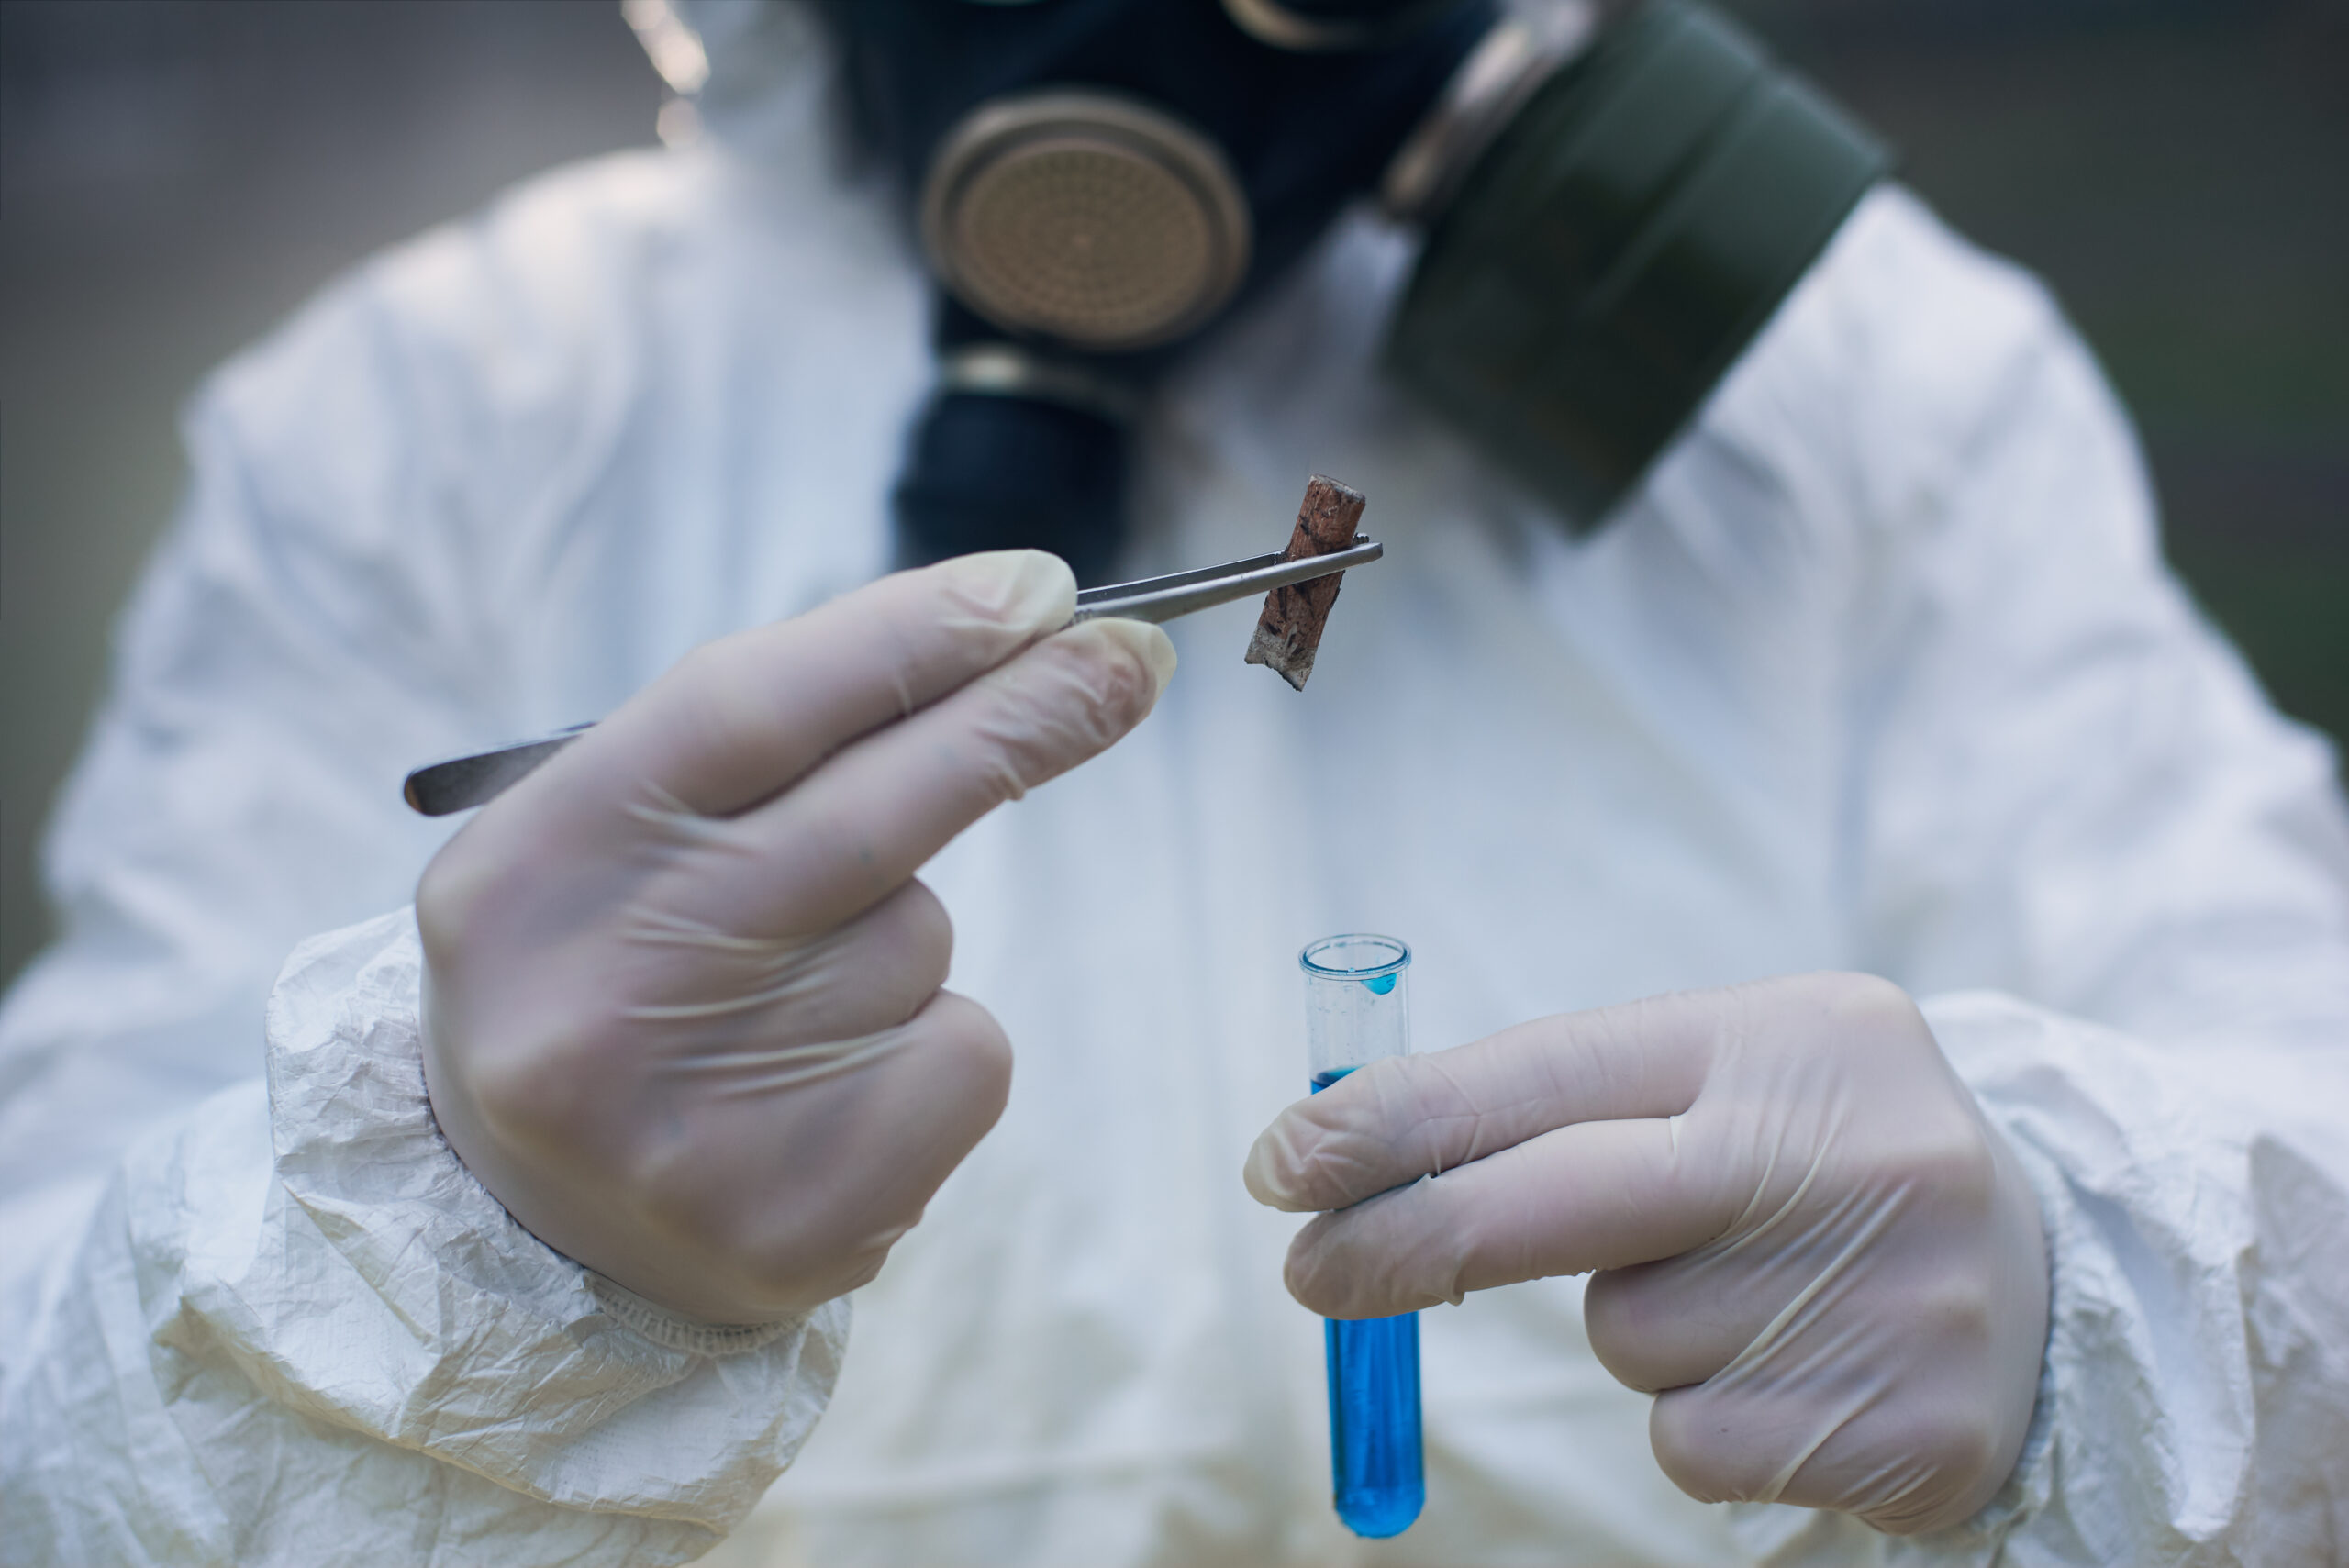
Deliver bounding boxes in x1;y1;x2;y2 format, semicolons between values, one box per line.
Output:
921;93;1252;351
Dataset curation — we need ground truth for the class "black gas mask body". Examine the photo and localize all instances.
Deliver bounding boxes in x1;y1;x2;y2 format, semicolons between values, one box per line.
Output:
814;0;1887;584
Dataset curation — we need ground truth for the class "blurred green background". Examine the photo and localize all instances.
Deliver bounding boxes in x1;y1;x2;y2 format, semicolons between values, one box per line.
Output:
1738;0;2347;763
3;0;2343;989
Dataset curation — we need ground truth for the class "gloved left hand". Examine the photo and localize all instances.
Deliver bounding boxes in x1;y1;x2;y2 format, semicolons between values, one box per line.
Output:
1244;973;2050;1535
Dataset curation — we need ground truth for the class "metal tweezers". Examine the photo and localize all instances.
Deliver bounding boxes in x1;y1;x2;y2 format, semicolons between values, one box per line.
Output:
402;536;1383;816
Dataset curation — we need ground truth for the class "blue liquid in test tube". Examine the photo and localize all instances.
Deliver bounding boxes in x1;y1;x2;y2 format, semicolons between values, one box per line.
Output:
1299;935;1423;1539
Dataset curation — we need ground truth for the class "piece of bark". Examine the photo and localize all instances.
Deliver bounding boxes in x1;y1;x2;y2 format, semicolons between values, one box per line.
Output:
1245;475;1365;691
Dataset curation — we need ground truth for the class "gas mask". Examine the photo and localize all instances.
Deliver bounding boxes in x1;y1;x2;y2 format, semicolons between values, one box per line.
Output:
810;0;1887;582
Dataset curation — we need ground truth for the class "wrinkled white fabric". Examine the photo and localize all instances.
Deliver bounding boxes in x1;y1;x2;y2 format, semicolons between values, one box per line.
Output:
4;907;846;1566
2;26;2345;1568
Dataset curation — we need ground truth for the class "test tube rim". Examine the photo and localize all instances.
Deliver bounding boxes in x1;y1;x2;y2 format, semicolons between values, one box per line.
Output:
1299;933;1412;983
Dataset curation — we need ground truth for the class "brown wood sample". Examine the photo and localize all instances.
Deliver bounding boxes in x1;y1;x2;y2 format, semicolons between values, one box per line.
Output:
1246;475;1366;691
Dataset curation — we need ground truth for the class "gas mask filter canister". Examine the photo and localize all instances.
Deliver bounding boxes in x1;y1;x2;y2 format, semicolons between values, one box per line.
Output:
920;90;1253;353
1387;0;1889;525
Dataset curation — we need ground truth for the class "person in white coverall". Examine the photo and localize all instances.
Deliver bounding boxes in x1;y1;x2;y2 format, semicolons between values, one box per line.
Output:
4;0;2346;1564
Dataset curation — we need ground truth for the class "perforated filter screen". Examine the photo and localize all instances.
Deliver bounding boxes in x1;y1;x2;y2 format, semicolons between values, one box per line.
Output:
944;138;1226;348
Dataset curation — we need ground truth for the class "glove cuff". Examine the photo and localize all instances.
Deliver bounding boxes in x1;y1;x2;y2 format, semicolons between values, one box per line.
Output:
584;1270;807;1358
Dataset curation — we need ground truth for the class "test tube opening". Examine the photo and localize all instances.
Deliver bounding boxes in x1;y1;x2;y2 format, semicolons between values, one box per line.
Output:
1300;934;1412;1089
1299;933;1410;981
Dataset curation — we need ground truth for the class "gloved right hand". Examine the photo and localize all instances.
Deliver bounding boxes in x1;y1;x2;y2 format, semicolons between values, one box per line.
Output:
1244;974;2049;1535
417;551;1173;1323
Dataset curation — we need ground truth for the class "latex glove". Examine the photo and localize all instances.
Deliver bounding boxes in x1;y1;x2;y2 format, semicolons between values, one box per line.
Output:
419;551;1173;1324
1244;973;2049;1535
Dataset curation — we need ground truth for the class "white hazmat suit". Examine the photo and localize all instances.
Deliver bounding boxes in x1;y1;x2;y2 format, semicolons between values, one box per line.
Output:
4;9;2347;1566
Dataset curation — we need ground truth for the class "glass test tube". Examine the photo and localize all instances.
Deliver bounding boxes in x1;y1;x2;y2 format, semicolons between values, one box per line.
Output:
1299;934;1424;1540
